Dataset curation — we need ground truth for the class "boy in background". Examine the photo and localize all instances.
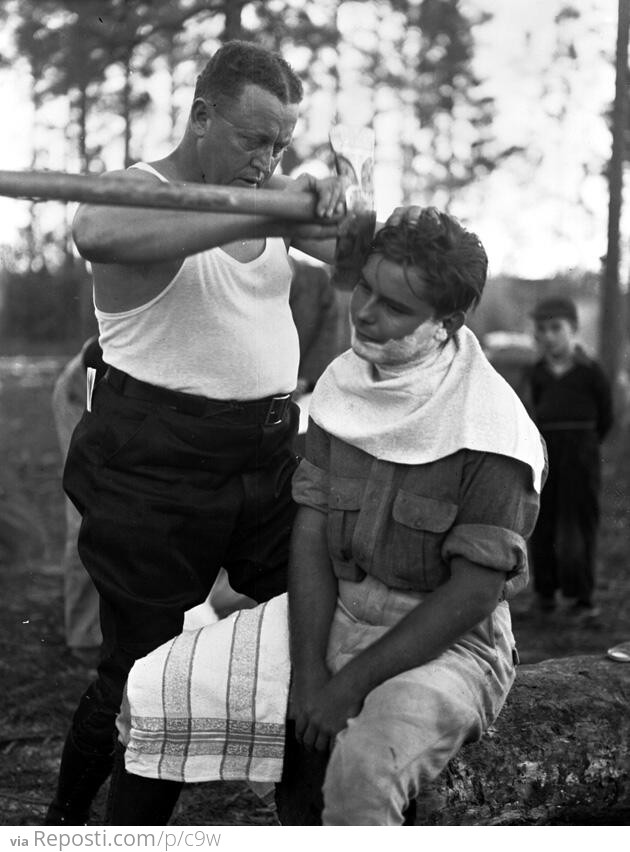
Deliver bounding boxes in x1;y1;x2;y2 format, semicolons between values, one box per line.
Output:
528;296;613;619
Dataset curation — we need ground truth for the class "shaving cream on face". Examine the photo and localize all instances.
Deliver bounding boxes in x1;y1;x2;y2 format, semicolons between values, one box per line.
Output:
350;317;446;367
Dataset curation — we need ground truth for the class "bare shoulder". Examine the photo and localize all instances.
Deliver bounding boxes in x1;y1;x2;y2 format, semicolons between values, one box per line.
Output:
84;165;172;198
74;166;163;220
89;166;163;183
86;166;182;313
119;163;170;182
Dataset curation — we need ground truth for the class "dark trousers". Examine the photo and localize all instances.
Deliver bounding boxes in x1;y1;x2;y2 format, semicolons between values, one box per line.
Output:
49;377;299;823
530;429;601;604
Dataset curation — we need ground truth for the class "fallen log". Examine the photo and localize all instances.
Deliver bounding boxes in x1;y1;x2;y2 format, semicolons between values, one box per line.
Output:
177;654;629;825
415;654;630;825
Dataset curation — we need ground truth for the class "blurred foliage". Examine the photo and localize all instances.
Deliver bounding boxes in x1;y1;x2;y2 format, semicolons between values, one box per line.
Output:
375;0;522;204
3;0;500;183
3;0;343;169
0;0;527;345
0;248;89;345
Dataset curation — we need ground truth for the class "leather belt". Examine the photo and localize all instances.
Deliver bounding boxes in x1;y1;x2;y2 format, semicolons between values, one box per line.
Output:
104;366;292;426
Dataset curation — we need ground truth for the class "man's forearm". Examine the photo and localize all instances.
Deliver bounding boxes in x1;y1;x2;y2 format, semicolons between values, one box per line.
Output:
288;507;338;678
329;559;506;702
73;204;301;265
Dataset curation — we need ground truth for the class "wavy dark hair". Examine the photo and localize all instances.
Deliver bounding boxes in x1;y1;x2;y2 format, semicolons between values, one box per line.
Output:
194;40;303;107
371;209;488;317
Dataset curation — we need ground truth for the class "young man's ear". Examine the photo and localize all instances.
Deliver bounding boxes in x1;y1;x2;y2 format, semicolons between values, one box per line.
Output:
442;311;466;339
190;98;211;136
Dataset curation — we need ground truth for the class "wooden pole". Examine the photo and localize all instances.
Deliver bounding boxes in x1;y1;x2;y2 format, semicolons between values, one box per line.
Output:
601;0;630;381
0;169;319;220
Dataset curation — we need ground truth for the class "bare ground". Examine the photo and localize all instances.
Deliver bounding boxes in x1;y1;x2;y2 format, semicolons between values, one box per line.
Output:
0;355;628;826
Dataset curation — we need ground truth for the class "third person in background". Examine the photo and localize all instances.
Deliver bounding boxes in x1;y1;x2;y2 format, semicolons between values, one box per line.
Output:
528;296;613;620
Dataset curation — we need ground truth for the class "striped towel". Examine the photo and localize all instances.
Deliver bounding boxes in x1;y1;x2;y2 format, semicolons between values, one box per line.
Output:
117;593;290;784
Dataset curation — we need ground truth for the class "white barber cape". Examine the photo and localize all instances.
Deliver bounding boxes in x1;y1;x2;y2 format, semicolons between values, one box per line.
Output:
309;326;545;492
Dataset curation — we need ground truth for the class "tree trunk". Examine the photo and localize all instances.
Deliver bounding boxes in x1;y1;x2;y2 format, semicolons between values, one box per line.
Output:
401;141;416;204
167;39;179;145
223;2;243;41
122;51;133;169
600;0;629;382
77;84;88;172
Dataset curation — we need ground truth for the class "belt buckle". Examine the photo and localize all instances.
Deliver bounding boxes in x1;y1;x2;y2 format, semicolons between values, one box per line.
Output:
264;393;290;426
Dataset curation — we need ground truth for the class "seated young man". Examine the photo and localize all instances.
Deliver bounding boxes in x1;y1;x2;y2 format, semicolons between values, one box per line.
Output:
119;207;545;826
281;207;546;825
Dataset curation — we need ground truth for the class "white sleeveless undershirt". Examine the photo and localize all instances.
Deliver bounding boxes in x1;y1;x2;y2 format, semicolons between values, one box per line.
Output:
95;162;299;400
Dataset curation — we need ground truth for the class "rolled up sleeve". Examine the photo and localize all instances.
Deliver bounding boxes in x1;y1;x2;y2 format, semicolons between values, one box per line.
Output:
441;450;542;596
442;524;527;574
292;458;329;512
291;418;331;513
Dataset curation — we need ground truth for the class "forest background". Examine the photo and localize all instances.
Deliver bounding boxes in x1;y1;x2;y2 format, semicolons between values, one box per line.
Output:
0;0;622;364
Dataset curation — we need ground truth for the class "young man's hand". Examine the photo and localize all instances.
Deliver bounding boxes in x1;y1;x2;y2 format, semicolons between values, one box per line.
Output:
385;205;440;228
292;668;364;753
288;663;329;734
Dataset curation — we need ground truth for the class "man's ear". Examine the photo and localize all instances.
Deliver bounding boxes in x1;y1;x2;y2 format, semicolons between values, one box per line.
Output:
190;98;211;136
442;311;466;339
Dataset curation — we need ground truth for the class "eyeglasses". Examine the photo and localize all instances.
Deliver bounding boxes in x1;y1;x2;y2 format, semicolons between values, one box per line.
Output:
210;103;291;161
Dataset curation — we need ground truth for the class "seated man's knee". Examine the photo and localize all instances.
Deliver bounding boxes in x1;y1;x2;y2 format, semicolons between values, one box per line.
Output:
322;722;411;825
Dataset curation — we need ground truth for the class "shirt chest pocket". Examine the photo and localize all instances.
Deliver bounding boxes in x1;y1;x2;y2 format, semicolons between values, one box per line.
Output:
388;491;458;589
327;477;365;572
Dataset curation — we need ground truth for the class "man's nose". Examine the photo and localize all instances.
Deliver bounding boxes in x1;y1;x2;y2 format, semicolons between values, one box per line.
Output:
251;145;275;173
356;297;377;323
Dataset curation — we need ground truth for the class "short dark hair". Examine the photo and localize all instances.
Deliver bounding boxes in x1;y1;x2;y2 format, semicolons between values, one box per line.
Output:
194;40;303;107
370;209;488;316
531;296;578;326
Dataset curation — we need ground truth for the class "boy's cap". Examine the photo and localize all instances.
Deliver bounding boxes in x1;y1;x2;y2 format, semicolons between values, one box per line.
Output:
531;296;578;323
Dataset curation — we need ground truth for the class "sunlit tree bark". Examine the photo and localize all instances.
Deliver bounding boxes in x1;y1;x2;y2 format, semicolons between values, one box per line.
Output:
601;0;629;381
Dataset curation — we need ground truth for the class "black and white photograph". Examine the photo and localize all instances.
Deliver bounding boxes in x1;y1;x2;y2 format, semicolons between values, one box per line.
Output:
0;0;628;838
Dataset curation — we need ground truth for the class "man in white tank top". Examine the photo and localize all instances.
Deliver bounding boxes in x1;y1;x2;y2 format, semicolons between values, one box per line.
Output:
46;40;349;826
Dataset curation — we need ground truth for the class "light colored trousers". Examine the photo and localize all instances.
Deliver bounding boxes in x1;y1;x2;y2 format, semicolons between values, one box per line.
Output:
52;354;102;649
322;575;516;826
